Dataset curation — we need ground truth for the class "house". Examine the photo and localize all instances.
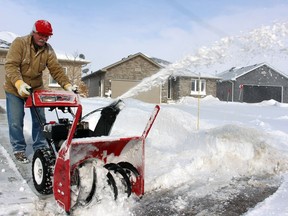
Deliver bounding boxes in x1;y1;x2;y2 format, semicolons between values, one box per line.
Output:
168;71;220;103
82;52;167;103
82;52;220;103
216;63;288;103
0;32;90;99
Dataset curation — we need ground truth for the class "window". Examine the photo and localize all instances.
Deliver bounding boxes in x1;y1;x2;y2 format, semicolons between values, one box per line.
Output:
191;79;206;95
49;67;67;87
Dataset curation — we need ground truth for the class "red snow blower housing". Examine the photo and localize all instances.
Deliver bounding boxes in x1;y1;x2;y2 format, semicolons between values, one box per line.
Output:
25;90;160;214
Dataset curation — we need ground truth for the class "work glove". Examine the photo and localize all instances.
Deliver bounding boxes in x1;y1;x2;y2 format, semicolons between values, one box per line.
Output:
64;83;78;92
15;80;31;97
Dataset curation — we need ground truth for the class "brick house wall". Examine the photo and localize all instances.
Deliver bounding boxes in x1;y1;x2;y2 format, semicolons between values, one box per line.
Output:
173;76;218;101
161;81;170;102
83;53;165;103
206;79;218;97
104;55;161;93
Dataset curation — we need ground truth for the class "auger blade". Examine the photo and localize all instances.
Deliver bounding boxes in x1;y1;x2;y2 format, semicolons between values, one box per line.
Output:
83;166;97;204
106;172;118;200
104;163;132;197
117;162;140;178
72;161;97;207
70;168;80;209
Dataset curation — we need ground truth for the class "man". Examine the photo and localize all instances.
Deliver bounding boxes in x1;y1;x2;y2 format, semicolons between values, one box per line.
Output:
4;20;77;163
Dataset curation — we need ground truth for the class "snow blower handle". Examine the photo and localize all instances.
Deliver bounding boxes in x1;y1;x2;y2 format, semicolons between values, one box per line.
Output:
64;83;79;94
72;85;79;94
27;87;33;95
25;88;47;128
25;88;34;103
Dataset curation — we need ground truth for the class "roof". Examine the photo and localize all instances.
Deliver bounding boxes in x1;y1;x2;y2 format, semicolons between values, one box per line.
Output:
173;67;221;79
0;39;11;49
55;53;90;64
82;52;170;80
150;57;171;67
100;52;167;72
217;62;288;81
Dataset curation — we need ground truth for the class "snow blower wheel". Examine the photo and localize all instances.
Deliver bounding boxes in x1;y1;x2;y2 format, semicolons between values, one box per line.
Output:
32;148;55;195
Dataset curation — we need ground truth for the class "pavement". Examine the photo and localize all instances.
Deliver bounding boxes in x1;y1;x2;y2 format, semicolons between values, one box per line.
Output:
0;109;38;214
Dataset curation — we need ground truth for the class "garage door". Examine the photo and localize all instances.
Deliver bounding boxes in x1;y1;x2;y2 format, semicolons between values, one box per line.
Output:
111;80;161;104
243;85;282;103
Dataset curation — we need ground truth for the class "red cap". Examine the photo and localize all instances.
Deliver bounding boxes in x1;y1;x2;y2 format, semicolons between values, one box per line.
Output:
32;20;53;36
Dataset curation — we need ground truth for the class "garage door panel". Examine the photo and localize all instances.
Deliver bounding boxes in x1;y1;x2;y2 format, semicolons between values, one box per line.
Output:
111;80;160;103
243;85;282;103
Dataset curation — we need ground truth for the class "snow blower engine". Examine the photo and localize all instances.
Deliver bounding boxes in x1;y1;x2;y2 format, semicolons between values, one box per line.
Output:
25;90;160;214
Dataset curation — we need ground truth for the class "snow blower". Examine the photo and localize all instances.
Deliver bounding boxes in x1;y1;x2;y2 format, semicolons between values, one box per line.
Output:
25;90;160;214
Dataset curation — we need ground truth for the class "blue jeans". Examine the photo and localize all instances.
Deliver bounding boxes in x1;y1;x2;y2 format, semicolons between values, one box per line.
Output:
6;92;48;153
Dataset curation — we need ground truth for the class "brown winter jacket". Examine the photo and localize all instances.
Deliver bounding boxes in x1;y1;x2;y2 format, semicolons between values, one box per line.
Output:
4;34;71;98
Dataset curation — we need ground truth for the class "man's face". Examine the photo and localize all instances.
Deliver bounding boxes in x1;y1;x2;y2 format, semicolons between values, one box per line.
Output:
32;32;50;47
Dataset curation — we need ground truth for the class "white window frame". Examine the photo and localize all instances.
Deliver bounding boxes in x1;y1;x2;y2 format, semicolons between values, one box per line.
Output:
191;79;206;95
49;67;67;87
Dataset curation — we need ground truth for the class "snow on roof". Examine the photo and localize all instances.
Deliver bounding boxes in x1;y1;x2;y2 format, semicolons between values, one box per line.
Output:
217;63;263;81
217;62;288;81
55;51;90;63
150;57;171;67
0;31;90;63
0;31;18;48
99;52;166;72
0;31;17;43
173;66;220;79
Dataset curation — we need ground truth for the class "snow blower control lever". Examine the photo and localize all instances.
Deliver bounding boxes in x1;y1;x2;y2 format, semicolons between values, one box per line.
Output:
25;89;160;214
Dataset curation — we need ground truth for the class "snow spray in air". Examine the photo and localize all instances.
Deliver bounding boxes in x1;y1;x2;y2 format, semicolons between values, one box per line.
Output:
120;22;288;99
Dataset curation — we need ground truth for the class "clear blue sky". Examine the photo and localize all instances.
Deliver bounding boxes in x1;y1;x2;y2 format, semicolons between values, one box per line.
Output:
1;0;288;71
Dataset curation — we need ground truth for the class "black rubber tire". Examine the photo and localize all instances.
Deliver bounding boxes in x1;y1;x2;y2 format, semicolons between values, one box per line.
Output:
32;148;55;195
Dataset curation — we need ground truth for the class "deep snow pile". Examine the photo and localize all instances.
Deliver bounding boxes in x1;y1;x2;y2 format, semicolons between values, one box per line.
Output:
75;97;288;216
